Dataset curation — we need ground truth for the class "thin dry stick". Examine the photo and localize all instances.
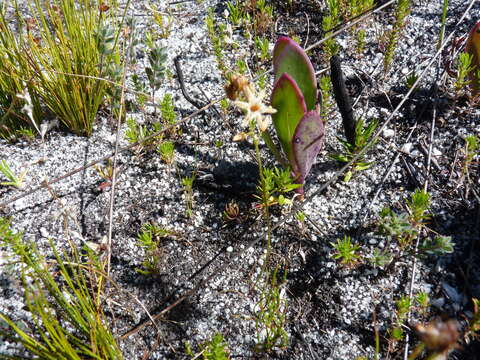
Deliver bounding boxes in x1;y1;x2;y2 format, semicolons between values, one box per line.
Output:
106;43;129;278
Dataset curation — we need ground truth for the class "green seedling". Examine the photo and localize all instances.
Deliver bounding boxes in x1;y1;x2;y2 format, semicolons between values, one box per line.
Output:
0;159;27;189
330;118;379;181
466;21;480;96
254;36;270;61
226;1;244;26
185;333;230;359
319;75;333;121
389;296;412;342
331;235;361;267
454;52;475;93
254;166;301;210
415;291;430;315
271;36;325;195
158;141;175;164
136;222;171;275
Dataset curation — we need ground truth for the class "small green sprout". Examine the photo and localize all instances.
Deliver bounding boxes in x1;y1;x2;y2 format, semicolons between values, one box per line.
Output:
407;189;430;225
161;93;176;126
0;160;27;189
464;135;478;175
254;36;270;61
185;333;230;359
319;75;333;121
331;235;361;267
415;291;429;312
405;72;419;89
145;45;167;100
454;52;475;93
136;222;171;275
331;118;379;181
182;173;196;218
158;141;175;164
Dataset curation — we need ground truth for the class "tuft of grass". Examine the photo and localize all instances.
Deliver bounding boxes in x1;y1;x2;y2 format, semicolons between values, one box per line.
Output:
24;0;126;136
0;217;122;359
0;3;42;140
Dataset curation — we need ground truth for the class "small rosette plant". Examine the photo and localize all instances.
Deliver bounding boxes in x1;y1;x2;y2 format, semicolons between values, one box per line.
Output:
271;36;324;195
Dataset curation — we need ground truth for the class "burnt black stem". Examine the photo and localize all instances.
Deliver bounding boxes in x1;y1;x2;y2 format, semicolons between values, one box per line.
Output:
174;55;205;111
330;55;356;146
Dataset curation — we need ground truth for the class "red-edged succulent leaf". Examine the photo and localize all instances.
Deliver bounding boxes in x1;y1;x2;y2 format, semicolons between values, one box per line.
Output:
273;36;317;111
466;21;480;95
292;111;324;188
271;73;307;166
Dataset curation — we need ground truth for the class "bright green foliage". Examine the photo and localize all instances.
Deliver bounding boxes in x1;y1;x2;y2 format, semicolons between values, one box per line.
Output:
331;235;361;267
415;291;429;312
0;159;27;189
378;189;454;257
125;117;147;144
185;333;230;359
136;222;171;275
383;0;411;73
330;117;378;181
158;141;175;164
388;295;412;341
454;52;475;93
319;75;333;121
322;0;341;58
255;166;301;208
407;189;430;225
0;217;122;359
254;36;270;61
161;93;176;126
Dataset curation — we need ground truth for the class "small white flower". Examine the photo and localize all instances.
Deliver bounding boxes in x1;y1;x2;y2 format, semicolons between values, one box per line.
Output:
234;86;276;132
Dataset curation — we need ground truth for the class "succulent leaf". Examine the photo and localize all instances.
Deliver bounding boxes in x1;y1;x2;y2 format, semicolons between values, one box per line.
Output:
466;21;480;95
273;36;317;111
271;73;307;166
292;111;324;187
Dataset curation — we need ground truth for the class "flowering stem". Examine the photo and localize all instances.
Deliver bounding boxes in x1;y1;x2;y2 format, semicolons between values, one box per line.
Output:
252;125;272;266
